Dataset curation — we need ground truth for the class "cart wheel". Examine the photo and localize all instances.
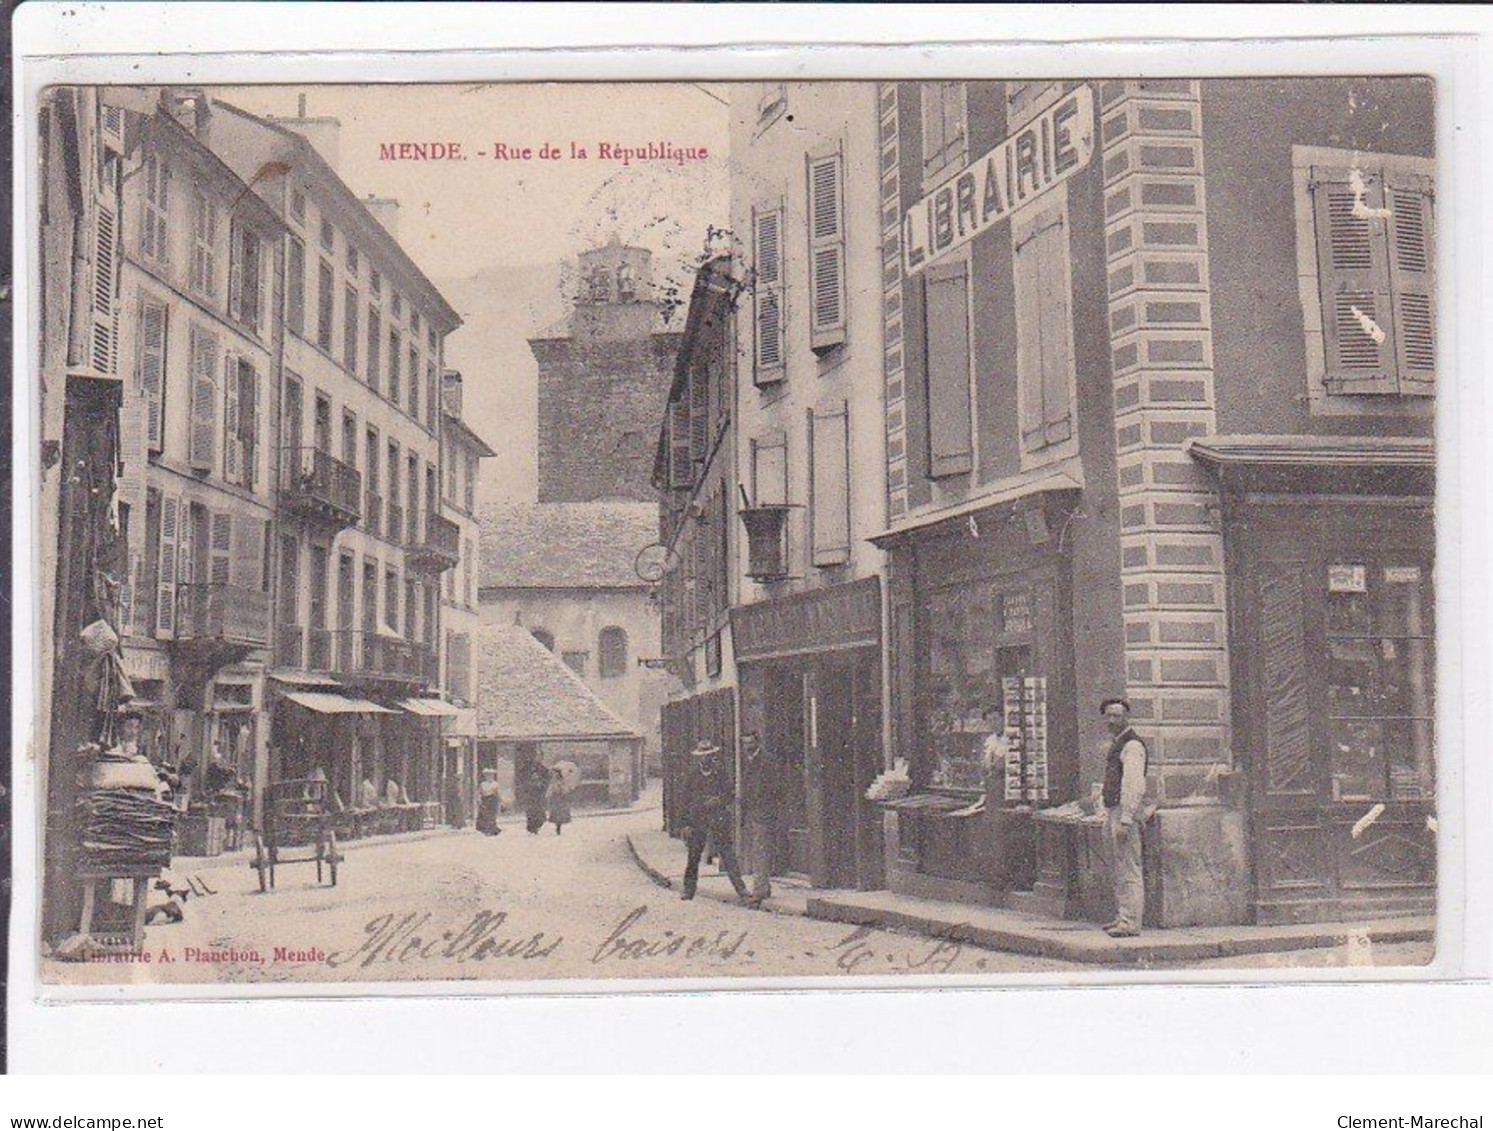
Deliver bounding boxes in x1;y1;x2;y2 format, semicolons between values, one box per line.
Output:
327;831;339;887
252;833;269;893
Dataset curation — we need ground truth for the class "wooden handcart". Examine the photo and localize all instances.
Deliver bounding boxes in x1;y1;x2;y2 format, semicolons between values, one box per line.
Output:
251;778;342;892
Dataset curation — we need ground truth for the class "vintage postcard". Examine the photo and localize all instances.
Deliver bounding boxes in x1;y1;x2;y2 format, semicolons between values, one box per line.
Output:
25;70;1453;995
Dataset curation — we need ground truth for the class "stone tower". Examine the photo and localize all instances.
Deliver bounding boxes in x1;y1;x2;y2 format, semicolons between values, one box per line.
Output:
530;240;683;502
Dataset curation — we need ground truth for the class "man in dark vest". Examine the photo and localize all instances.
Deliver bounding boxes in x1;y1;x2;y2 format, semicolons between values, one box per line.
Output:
680;740;751;904
1100;697;1149;937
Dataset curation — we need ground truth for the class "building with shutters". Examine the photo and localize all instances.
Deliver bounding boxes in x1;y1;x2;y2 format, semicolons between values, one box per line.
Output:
874;78;1435;926
199;97;464;821
654;255;742;838
112;92;287;817
725;83;889;890
37;86;137;937
438;369;496;822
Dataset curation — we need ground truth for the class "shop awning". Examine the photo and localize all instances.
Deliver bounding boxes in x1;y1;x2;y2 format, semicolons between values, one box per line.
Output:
868;462;1085;545
270;672;343;688
396;698;461;718
281;691;394;715
449;708;480;737
1187;434;1434;470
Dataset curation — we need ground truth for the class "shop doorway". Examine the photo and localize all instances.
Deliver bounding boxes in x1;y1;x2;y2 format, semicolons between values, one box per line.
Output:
762;665;808;876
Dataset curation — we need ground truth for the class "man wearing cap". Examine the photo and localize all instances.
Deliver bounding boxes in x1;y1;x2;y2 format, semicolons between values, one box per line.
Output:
680;739;751;904
1100;697;1149;938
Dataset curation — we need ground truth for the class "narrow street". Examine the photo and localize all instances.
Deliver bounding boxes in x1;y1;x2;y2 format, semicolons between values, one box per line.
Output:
49;799;1431;988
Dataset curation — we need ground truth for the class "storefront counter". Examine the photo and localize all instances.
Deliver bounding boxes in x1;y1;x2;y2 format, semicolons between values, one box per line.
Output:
881;795;1038;905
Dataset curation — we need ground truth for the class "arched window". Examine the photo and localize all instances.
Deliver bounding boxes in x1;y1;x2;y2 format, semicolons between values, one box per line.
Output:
586;267;612;303
598;626;628;678
530;628;555;652
617;264;637;302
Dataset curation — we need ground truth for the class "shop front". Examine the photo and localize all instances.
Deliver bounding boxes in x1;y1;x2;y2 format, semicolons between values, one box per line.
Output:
731;576;885;891
876;495;1080;906
1194;437;1436;925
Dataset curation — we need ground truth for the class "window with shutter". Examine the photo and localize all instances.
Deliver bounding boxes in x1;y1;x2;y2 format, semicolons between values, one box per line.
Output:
187;327;219;471
92;195;119;374
155;495;179;636
810;402;851;567
1014;205;1076;456
921;83;968;180
228;516;264;591
317;260;335;351
343;285;359;371
753;207;786;383
190;189;218;299
367;309;382;384
137;298;167;451
286;236;306;336
668;399;693;488
689;365;709;462
409;343;421;418
228;222;243;323
141;156;169;264
233;225;261;332
751;433;789;505
223;351;242;483
239;359;259;489
1312;168;1400;395
389;328;401;402
807;151;847;350
924;261;974;478
209;512;233;585
1387;173;1435;393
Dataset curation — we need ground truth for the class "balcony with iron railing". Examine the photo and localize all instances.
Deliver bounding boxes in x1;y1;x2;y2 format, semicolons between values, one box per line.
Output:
176;583;272;649
279;446;362;529
406;511;462;573
331;630;434;683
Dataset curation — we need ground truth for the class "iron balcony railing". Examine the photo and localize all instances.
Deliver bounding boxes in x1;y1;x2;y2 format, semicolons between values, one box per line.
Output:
406;511;462;573
279;446;362;527
175;583;272;648
330;630;435;683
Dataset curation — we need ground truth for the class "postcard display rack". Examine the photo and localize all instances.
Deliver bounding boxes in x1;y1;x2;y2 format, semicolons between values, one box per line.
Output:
1002;676;1050;804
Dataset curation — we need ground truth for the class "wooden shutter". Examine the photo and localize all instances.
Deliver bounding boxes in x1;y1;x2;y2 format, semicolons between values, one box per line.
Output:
137;298;167;450
1312;167;1399;395
287;237;305;335
924;262;973;478
1387;172;1435;394
241;360;260;490
231;515;264;590
223;351;242;483
188;328;219;471
209;512;233;585
753;207;786;383
155;495;180;636
1015;208;1075;451
807;152;847;349
668;399;692;488
751;432;788;505
689;365;710;462
228;222;244;322
242;229;261;330
810;402;851;567
91;196;119;374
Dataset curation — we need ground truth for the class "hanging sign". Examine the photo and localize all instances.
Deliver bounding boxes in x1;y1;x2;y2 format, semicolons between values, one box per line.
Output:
903;84;1095;276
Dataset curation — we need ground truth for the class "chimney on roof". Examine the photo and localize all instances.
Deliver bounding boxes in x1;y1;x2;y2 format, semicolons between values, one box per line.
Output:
442;370;464;419
271;92;342;171
362;193;401;239
164;88;213;142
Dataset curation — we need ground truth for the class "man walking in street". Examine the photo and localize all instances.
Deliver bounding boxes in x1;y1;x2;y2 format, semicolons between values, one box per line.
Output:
1100;697;1149;938
739;731;779;907
680;739;751;905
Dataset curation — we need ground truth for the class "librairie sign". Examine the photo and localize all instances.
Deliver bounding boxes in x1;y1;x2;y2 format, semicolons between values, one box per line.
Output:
903;85;1095;276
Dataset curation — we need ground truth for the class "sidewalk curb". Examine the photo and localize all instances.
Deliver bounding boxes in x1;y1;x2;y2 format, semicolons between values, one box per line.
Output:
625;833;673;889
805;894;1435;966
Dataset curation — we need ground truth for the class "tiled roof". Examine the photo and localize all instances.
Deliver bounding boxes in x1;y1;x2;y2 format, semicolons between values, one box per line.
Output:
479;502;658;589
474;623;641;741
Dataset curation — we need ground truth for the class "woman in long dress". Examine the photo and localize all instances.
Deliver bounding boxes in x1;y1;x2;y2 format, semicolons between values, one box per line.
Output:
476;769;502;836
545;768;572;835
